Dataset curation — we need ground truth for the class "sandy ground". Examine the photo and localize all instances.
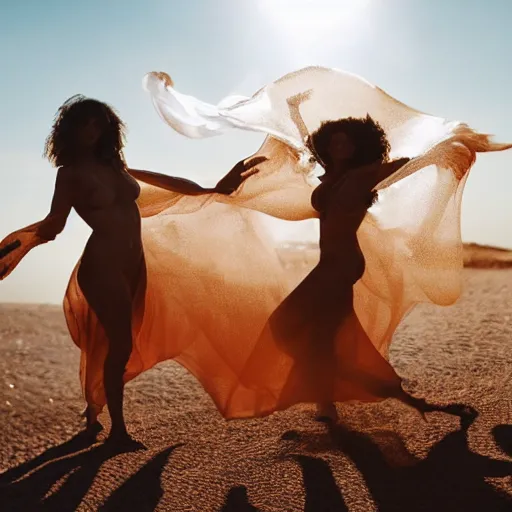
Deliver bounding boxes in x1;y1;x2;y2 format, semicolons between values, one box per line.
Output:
277;242;512;272
0;268;511;511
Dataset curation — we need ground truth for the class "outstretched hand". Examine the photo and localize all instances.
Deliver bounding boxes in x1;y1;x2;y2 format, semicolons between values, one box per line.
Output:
240;156;269;178
214;156;269;195
0;239;21;279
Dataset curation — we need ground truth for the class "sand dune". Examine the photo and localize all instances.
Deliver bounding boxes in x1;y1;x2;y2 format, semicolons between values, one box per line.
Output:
0;268;511;511
462;243;512;268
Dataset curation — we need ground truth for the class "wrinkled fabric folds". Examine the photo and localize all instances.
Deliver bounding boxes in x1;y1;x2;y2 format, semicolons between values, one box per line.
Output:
1;66;510;419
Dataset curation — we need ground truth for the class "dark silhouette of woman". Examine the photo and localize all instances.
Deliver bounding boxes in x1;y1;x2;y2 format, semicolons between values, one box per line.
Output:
305;115;410;420
0;95;263;446
234;113;440;420
33;95;146;446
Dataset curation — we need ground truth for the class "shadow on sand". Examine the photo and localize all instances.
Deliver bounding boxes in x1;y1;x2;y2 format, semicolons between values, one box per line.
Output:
291;454;349;512
1;410;510;511
0;432;183;512
281;410;512;512
220;485;261;512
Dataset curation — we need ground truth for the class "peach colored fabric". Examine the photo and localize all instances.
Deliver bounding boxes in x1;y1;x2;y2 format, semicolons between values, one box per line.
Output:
1;67;510;419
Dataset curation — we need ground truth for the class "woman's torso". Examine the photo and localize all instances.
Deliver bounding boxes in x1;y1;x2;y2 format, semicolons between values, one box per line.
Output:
69;162;143;269
269;169;377;349
312;171;376;284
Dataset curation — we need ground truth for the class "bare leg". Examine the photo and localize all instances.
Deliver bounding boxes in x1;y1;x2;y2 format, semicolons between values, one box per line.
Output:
77;264;142;447
269;275;345;423
81;405;104;433
315;402;339;423
103;316;133;440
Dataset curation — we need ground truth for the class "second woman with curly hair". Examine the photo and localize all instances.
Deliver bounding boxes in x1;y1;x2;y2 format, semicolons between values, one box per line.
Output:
230;115;436;421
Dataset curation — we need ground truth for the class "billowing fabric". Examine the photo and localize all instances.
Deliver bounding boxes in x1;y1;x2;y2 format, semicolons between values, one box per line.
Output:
1;66;509;419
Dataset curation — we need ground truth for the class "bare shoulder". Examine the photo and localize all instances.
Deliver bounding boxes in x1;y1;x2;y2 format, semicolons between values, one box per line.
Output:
55;165;87;199
55;165;75;186
56;165;73;177
58;164;90;185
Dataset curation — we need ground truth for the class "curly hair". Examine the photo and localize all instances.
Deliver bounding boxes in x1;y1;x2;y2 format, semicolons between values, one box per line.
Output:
44;95;127;169
307;114;390;170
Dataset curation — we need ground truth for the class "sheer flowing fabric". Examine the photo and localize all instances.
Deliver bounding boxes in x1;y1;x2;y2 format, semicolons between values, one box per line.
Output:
1;67;509;419
143;66;511;347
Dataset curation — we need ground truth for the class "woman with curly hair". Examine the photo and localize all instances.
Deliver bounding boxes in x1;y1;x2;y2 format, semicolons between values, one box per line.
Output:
0;94;265;446
230;114;433;422
1;95;148;446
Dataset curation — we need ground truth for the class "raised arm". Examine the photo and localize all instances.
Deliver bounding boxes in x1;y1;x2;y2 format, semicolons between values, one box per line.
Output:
286;90;313;144
129;156;268;197
374;158;411;188
352;157;411;192
128;168;211;196
328;158;411;211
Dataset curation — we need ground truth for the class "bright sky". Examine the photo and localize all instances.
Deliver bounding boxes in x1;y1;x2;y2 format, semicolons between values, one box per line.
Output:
1;0;511;303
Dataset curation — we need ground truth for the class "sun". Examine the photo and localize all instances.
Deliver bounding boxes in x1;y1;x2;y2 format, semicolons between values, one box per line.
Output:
258;0;372;47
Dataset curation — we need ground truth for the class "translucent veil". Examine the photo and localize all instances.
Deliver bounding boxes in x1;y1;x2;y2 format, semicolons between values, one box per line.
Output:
1;67;509;419
142;66;511;356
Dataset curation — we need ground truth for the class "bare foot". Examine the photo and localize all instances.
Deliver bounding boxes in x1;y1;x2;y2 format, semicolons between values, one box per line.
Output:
81;405;104;438
105;430;146;452
315;402;339;423
73;421;104;445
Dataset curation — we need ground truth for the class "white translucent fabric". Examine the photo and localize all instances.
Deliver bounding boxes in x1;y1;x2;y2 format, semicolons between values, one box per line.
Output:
2;66;509;419
143;65;511;350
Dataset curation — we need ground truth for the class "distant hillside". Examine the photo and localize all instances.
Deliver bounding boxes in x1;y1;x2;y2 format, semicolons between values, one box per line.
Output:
462;242;512;268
